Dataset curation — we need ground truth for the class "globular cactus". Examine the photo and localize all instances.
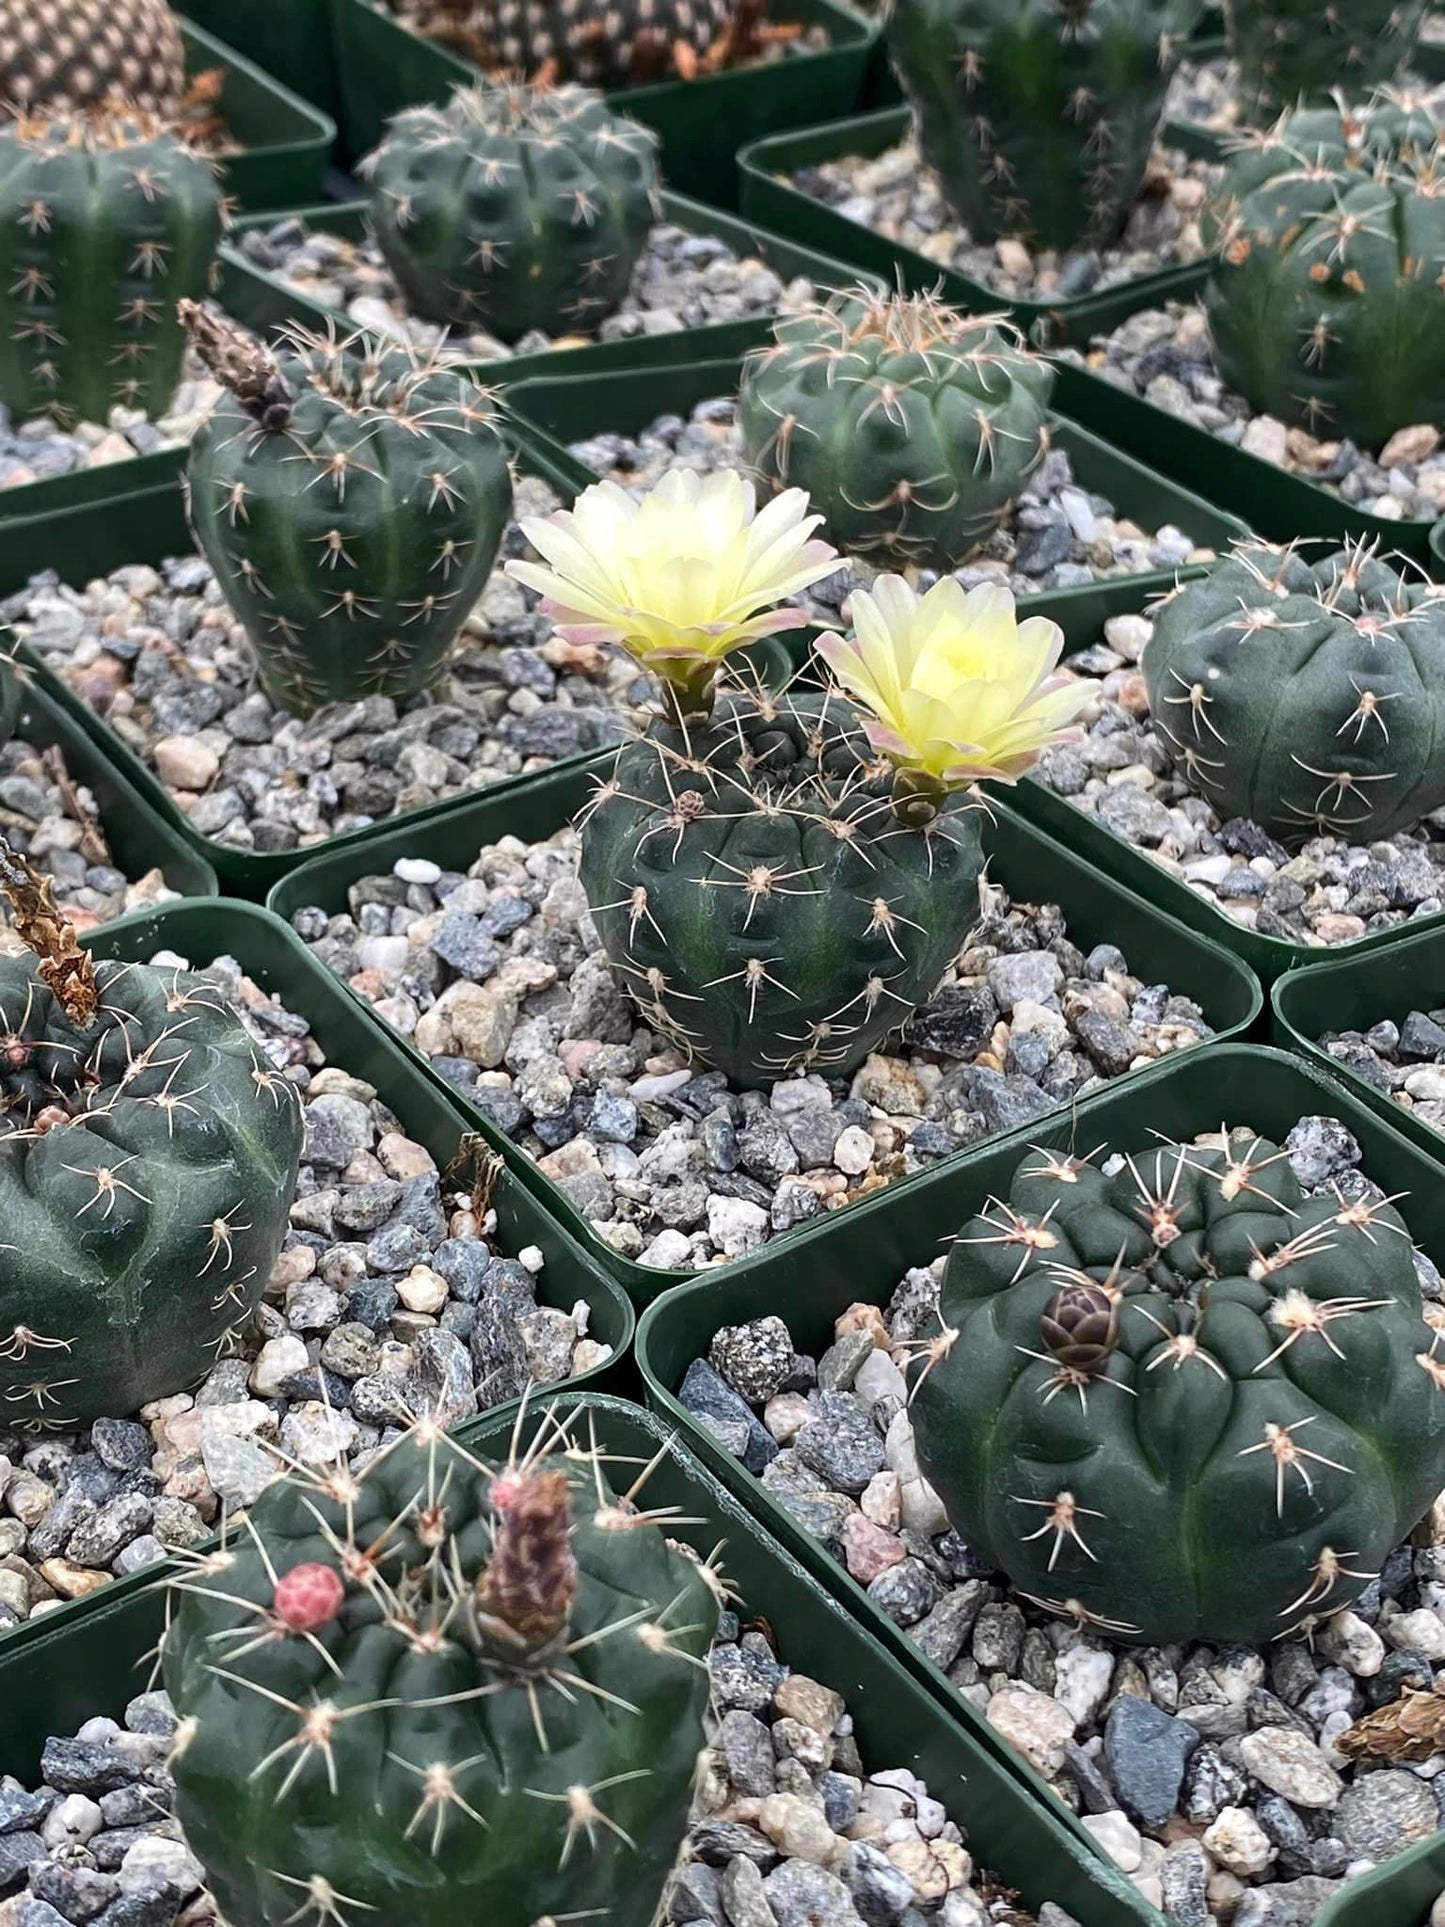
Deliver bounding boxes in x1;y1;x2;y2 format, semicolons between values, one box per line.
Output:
910;1127;1445;1645
1143;539;1445;842
883;0;1205;251
414;0;756;86
0;0;186;118
163;1409;718;1927
1226;0;1432;125
1204;95;1445;448
181;304;514;717
738;288;1054;572
365;83;660;345
0;113;222;427
0;839;302;1430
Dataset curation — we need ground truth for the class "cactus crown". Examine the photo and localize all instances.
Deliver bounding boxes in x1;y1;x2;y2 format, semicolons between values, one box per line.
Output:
0;0;187;119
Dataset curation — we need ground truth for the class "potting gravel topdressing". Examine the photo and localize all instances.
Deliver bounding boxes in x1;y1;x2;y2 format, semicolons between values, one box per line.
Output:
0;352;220;495
1319;1010;1445;1142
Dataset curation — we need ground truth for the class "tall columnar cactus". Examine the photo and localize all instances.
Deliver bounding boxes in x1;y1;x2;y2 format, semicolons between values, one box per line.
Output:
163;1410;718;1927
365;83;660;345
883;0;1205;251
1226;0;1431;124
0;114;222;427
415;0;756;86
0;0;187;118
0;841;302;1430
1143;539;1445;842
738;290;1054;572
1204;96;1445;448
182;304;513;717
910;1128;1445;1645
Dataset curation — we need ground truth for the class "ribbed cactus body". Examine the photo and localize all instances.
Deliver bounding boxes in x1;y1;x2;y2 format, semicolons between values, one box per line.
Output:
1143;541;1445;842
738;290;1054;570
883;0;1204;250
164;1418;717;1927
910;1130;1445;1645
474;0;742;85
1204;98;1445;448
579;689;985;1089
184;310;513;717
0;956;302;1429
0;116;221;426
367;84;660;344
0;0;186;118
1226;0;1431;123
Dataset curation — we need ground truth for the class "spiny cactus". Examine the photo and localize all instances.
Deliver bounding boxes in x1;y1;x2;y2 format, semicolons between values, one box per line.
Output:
0;839;302;1430
0;113;222;428
883;0;1205;251
181;304;514;717
1204;94;1445;448
738;288;1054;572
909;1127;1445;1645
1226;0;1432;125
0;0;186;118
1143;539;1445;842
413;0;765;86
365;83;660;345
163;1407;719;1927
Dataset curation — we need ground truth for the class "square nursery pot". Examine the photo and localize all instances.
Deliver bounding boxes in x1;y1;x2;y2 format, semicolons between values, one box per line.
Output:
736;107;1224;349
505;353;1251;632
181;19;337;212
1315;1834;1445;1926
181;0;343;124
226;199;885;384
264;753;1262;1306
633;1041;1445;1868
325;0;877;202
0;1392;1161;1927
1272;923;1445;1169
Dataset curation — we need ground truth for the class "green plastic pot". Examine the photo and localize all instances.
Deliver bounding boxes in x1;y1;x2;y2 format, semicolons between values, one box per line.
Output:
181;0;341;122
634;1040;1445;1867
0;1392;1159;1927
736;107;1223;347
1316;1837;1445;1926
181;19;337;211
266;752;1262;1305
227;198;884;383
327;0;876;202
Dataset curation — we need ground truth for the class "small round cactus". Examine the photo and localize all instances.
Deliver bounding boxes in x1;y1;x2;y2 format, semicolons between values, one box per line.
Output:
1226;0;1431;125
1142;539;1445;842
1204;95;1445;448
910;1128;1445;1645
0;0;187;119
365;82;660;345
737;289;1054;571
433;0;752;86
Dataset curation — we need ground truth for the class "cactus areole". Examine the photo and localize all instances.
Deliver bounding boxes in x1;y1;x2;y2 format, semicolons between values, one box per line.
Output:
163;1415;718;1927
910;1130;1445;1646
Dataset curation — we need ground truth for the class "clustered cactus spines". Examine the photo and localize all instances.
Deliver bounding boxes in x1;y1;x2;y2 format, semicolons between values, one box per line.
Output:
0;839;302;1430
366;83;660;346
909;1128;1445;1646
1225;0;1431;125
738;289;1054;571
1142;539;1445;842
415;0;757;86
181;304;514;717
1204;95;1445;449
882;0;1205;251
0;0;186;118
163;1410;718;1927
0;113;222;427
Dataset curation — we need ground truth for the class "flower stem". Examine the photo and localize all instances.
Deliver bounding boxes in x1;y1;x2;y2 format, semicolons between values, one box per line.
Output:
890;768;946;828
658;660;719;730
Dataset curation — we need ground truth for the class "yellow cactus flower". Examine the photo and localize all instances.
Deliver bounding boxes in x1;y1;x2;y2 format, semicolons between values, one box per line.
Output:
816;575;1093;795
506;470;837;712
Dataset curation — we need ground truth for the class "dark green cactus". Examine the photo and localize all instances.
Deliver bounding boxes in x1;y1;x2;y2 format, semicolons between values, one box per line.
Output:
1204;95;1445;448
910;1127;1445;1645
0;113;222;428
182;304;513;717
0;843;301;1430
578;688;985;1090
163;1410;718;1927
1143;539;1445;841
434;0;748;87
1226;0;1432;124
365;83;660;345
883;0;1205;251
738;289;1054;571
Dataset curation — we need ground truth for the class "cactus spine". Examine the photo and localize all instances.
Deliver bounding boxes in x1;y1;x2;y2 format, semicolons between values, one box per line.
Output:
1225;0;1432;124
0;0;187;118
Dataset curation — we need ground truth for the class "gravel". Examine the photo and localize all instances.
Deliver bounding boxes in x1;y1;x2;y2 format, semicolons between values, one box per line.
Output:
790;133;1213;303
679;1118;1445;1923
0;359;219;496
289;826;1214;1271
1319;1006;1445;1140
1164;55;1439;134
1063;302;1445;522
0;946;604;1626
236;216;822;365
1031;611;1445;948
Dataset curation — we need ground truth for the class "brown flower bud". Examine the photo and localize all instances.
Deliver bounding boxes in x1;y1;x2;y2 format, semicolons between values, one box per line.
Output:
1040;1281;1119;1373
